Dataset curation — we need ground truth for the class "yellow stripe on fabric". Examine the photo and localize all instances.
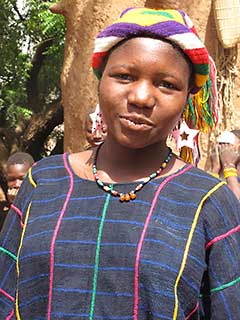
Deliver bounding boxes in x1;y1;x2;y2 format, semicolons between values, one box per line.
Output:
28;167;37;188
116;8;185;27
172;181;225;319
15;202;32;320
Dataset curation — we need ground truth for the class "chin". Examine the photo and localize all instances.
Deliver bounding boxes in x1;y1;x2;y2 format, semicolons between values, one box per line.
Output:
119;136;154;150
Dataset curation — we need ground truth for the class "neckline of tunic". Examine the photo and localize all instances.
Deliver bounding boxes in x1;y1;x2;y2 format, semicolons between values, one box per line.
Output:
65;152;192;186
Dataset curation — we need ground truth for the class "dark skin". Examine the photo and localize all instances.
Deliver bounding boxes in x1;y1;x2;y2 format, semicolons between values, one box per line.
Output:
6;163;31;204
70;38;192;183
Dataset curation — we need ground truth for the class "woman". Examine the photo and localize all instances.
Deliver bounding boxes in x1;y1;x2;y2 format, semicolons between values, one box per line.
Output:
1;8;240;320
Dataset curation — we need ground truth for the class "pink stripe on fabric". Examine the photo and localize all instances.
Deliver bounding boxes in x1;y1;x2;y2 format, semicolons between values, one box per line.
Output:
0;288;14;301
47;153;74;319
206;224;240;249
10;204;24;229
185;302;199;319
133;165;193;320
6;309;14;320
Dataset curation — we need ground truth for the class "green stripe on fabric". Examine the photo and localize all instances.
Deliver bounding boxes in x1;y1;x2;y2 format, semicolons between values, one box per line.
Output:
89;187;112;320
0;246;17;261
211;276;240;293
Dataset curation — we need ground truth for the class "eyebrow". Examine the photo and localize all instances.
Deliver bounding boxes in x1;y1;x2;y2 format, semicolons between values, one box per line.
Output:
108;64;132;70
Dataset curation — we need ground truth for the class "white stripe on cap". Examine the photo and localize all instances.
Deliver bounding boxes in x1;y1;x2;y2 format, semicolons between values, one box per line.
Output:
94;36;125;53
168;33;204;50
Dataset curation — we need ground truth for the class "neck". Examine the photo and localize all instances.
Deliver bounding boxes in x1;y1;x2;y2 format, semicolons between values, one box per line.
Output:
94;137;172;183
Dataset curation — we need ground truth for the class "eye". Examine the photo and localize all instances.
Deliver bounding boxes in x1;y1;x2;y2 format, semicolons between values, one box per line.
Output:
112;73;133;82
158;81;176;90
102;126;107;133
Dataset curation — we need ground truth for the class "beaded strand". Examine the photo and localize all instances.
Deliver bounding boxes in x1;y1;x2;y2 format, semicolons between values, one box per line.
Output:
92;143;173;202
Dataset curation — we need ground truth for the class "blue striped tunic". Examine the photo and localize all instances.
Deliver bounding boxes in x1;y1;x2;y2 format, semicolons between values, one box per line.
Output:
0;153;240;319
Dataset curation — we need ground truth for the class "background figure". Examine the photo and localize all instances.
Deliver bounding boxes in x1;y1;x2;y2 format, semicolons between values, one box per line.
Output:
6;152;35;204
0;152;34;231
84;105;107;148
1;8;240;320
210;130;240;199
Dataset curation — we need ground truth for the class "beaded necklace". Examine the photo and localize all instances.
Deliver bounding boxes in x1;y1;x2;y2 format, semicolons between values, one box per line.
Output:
92;143;173;202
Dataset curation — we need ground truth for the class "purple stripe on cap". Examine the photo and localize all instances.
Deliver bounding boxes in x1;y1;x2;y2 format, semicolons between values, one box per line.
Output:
119;7;135;17
97;21;190;39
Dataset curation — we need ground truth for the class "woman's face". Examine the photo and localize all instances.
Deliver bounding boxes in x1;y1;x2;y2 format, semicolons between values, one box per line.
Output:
99;37;192;149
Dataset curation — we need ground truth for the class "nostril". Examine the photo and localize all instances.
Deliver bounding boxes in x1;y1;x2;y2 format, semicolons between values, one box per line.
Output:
128;83;156;109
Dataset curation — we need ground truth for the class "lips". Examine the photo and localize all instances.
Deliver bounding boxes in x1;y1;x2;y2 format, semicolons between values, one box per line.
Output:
119;114;154;131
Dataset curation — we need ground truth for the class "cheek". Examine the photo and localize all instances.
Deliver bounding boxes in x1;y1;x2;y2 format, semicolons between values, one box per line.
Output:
99;86;119;124
8;181;15;188
99;85;116;108
156;97;186;120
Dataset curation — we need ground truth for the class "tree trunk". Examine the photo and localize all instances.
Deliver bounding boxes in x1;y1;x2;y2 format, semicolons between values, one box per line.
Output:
26;38;55;113
22;100;63;160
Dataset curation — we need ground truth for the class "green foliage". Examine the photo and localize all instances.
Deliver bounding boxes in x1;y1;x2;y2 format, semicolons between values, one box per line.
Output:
0;0;65;126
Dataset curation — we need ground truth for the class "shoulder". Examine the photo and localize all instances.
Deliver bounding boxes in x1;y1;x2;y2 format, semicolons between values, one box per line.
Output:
174;165;240;230
168;165;237;208
31;153;69;183
173;165;223;192
185;166;237;203
187;167;240;227
33;153;65;168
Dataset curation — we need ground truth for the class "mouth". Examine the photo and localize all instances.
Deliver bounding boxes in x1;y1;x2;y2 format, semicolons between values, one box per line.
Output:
93;141;104;146
119;114;154;131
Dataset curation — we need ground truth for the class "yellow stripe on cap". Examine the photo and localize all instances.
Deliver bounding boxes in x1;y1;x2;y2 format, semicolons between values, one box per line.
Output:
115;8;185;27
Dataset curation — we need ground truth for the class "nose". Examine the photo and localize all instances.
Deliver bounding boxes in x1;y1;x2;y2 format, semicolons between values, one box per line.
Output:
93;127;103;141
128;80;156;109
15;179;22;188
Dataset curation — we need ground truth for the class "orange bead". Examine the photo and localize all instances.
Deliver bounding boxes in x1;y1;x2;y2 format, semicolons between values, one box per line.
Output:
125;193;130;201
130;192;136;200
162;162;167;168
120;194;125;202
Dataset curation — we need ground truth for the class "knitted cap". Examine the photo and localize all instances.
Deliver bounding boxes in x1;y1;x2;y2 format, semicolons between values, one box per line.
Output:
92;7;219;164
92;7;209;94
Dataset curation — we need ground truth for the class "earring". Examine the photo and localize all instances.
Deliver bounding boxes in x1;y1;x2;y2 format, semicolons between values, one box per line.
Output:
89;104;106;134
172;120;200;165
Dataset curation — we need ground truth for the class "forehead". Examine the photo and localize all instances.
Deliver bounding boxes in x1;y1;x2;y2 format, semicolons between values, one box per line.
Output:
105;37;190;74
7;163;30;177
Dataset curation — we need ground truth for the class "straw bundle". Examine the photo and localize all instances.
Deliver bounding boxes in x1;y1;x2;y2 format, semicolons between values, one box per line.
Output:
213;0;240;48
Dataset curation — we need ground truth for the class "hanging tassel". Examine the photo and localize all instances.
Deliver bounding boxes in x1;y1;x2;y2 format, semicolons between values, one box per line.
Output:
181;56;219;165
